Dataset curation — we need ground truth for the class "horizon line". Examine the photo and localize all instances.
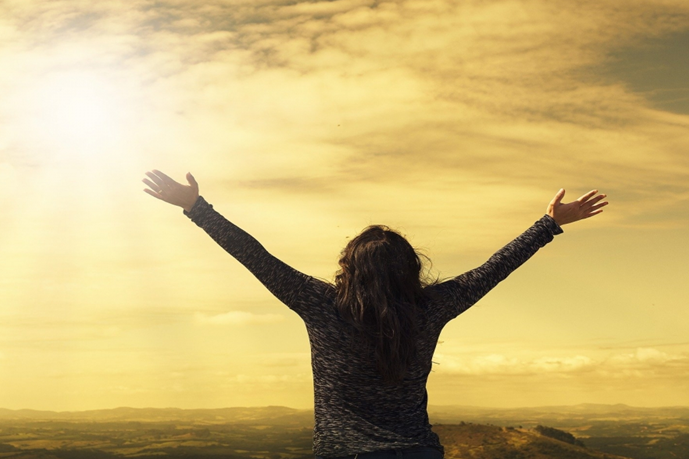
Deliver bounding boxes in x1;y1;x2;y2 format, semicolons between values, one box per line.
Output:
3;402;689;413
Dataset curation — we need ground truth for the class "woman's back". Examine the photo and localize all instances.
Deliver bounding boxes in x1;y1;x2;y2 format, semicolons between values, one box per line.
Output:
298;277;444;456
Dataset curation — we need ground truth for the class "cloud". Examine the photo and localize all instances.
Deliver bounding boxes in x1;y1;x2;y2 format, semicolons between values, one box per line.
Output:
435;352;594;376
220;373;311;385
257;352;310;368
604;347;689;376
4;0;689;217
194;311;286;325
434;347;689;377
0;321;124;346
112;0;687;226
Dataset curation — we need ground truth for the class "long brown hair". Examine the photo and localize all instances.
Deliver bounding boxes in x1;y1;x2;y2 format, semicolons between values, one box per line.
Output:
335;225;431;383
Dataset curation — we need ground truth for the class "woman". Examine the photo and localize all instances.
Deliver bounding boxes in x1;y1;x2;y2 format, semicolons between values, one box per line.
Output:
142;170;607;459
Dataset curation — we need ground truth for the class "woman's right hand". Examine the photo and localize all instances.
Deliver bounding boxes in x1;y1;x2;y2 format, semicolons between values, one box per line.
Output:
143;170;199;213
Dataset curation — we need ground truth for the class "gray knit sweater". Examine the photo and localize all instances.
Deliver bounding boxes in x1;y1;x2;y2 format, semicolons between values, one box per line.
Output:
185;197;563;457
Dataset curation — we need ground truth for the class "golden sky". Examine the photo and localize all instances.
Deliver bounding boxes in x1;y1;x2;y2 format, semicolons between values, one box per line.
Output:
1;0;688;411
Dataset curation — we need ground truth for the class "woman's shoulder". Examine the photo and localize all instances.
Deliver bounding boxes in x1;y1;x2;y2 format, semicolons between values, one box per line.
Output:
290;276;338;317
306;277;337;296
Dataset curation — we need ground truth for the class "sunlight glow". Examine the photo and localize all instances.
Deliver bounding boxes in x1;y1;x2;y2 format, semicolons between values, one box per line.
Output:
25;70;128;160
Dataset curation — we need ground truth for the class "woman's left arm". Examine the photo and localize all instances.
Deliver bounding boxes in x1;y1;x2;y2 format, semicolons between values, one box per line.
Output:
430;189;608;322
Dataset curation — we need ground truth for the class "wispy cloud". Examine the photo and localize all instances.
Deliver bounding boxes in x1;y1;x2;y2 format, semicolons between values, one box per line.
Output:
4;0;688;218
194;311;285;325
434;347;689;377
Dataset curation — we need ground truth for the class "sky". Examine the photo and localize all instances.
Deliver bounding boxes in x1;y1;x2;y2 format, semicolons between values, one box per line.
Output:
0;0;688;411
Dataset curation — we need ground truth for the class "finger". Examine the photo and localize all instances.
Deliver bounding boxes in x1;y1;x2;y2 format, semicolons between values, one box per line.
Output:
186;172;198;191
587;201;609;212
145;171;166;189
143;188;165;201
577;189;598;204
152;169;179;188
142;178;162;192
581;194;607;209
549;188;566;207
583;208;604;218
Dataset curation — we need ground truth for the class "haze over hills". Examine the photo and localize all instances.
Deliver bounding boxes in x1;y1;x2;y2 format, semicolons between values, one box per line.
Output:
3;403;688;427
428;403;689;427
0;405;312;424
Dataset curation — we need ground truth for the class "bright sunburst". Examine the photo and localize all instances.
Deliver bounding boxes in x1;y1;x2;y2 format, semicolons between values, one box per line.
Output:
24;70;128;161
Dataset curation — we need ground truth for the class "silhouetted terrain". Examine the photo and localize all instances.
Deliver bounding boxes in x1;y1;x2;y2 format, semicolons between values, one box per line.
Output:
435;424;628;459
1;405;687;458
429;404;689;459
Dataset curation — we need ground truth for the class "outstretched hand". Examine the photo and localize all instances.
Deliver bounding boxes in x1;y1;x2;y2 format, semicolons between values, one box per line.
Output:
547;189;608;226
143;170;199;212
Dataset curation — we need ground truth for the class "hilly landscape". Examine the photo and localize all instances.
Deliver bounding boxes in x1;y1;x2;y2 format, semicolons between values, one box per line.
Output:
435;424;628;459
429;404;689;459
1;405;687;458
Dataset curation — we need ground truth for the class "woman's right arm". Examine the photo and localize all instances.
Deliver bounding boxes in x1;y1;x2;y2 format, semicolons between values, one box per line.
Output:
184;196;313;308
142;170;317;312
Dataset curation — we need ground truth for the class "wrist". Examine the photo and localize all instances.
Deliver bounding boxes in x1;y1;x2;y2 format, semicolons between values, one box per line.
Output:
183;196;200;213
547;211;560;226
543;214;565;234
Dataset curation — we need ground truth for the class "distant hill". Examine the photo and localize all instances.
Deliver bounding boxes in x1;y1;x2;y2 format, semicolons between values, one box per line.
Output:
3;403;688;424
428;404;689;428
435;423;631;459
0;406;313;425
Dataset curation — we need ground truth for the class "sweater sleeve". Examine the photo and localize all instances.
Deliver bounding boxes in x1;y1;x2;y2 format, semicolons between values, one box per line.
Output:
427;215;563;326
184;196;316;314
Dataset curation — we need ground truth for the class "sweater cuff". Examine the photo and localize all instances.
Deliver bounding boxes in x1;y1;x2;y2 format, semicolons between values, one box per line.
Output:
183;196;211;223
541;214;564;235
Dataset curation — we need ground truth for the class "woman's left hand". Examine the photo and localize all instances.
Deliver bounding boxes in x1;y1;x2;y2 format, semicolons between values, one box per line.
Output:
547;188;608;226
